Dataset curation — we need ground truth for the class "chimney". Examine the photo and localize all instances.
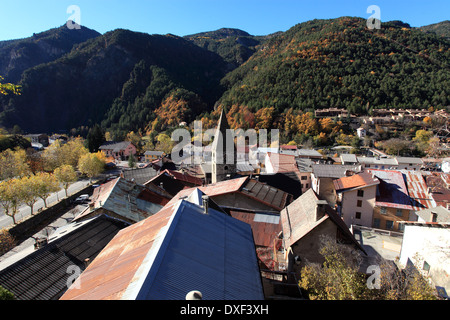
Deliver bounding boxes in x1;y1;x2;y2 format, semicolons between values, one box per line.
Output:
316;200;328;221
202;195;209;214
84;258;91;268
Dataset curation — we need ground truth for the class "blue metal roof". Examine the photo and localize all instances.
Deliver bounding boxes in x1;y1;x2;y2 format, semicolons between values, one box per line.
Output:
133;200;264;300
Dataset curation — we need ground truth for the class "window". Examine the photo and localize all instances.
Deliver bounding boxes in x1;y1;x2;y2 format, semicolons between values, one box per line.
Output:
386;220;394;230
301;176;307;180
355;212;361;219
373;218;380;228
431;212;438;223
357;200;362;207
396;209;403;217
380;207;387;215
305;183;309;188
357;190;364;197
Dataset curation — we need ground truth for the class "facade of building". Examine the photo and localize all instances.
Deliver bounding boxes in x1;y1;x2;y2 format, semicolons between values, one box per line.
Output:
334;172;380;228
99;141;137;161
144;151;164;162
399;222;450;298
368;169;414;232
280;189;365;275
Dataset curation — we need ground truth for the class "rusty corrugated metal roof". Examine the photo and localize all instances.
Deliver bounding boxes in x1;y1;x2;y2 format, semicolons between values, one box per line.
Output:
401;170;436;210
230;210;281;247
75;178;169;222
60;202;177;300
61;190;264;300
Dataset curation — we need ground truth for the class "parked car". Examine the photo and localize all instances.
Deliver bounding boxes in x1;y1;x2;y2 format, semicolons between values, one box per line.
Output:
74;194;90;204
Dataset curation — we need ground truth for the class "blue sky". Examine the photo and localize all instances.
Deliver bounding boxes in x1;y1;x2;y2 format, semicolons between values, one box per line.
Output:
0;0;448;41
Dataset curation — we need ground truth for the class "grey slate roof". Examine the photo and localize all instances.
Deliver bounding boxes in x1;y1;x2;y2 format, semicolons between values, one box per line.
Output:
312;164;362;178
99;141;133;152
0;215;129;300
121;166;158;185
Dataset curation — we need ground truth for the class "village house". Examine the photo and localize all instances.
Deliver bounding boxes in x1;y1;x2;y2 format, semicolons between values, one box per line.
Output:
60;188;264;300
399;221;450;299
279;189;366;275
311;164;362;206
367;169;414;232
120;166;159;185
396;157;424;171
413;206;450;224
356;156;398;170
24;133;49;148
356;127;367;139
425;172;450;209
99;141;137;161
333;171;380;228
279;144;298;156
401;170;436;213
144;150;164;162
0;215;129;300
264;153;309;195
144;169;203;197
73;177;171;224
168;176;292;212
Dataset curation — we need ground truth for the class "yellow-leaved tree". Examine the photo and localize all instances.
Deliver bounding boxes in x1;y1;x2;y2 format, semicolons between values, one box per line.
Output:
54;165;78;197
78;152;106;183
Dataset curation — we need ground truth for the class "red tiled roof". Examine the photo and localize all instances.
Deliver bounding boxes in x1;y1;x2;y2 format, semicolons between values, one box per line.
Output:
281;145;298;150
333;172;380;191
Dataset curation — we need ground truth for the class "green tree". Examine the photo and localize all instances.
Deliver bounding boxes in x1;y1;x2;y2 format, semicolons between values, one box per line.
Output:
86;124;106;153
128;153;136;169
54;165;78;197
0;285;14;300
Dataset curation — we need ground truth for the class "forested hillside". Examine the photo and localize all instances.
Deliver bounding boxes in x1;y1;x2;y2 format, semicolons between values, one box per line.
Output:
0;28;228;137
0;17;448;138
0;24;100;83
218;18;449;119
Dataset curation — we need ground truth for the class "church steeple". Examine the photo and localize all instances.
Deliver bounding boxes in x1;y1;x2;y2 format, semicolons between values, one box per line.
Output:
211;108;236;184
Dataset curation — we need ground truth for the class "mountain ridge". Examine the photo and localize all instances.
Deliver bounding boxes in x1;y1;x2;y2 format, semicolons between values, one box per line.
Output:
0;18;448;137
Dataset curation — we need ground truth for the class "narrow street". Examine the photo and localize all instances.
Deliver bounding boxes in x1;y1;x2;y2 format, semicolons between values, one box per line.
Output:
0;178;91;229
